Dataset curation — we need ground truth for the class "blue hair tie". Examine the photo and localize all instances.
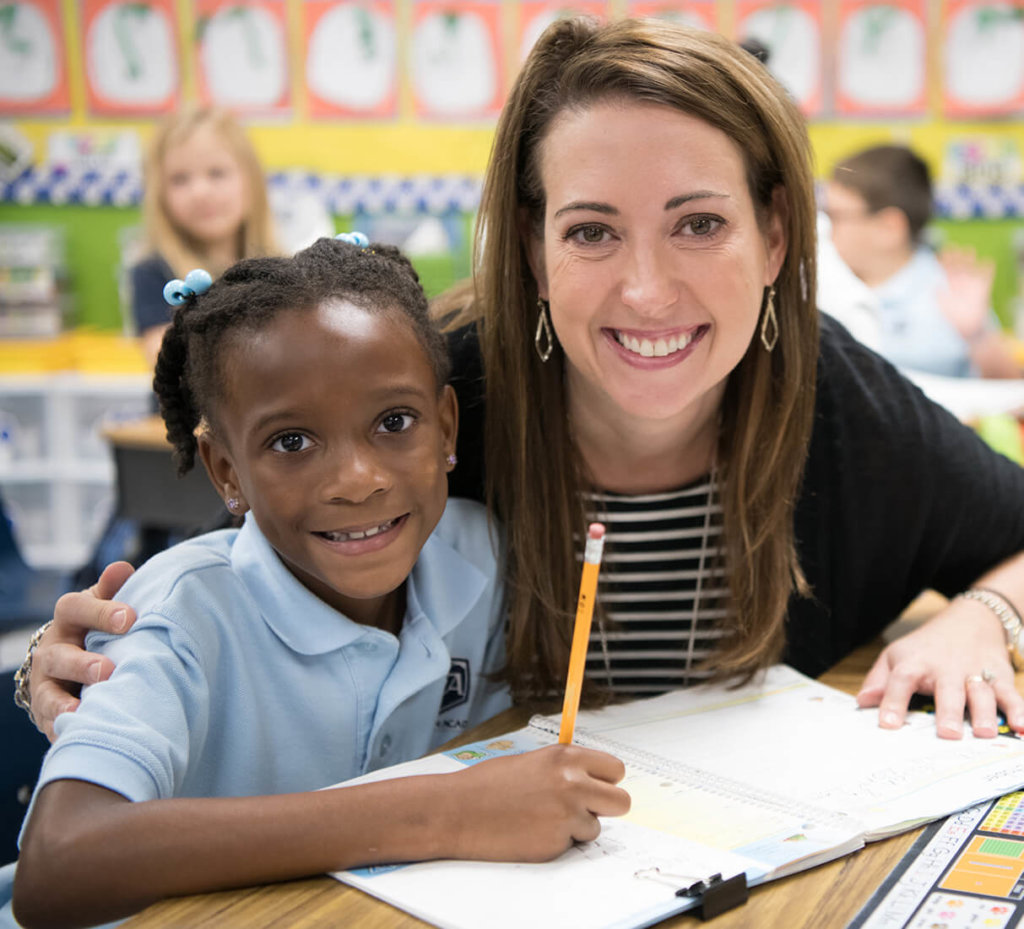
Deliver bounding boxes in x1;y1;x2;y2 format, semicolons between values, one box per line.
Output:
336;231;369;248
163;268;213;307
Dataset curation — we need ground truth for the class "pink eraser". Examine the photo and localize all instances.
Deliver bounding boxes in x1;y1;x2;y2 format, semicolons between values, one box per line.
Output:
588;523;606;540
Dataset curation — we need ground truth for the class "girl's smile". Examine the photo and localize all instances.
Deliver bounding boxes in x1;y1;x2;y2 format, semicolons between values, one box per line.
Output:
313;513;408;551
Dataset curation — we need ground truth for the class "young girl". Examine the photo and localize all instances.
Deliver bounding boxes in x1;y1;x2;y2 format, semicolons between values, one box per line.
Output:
132;106;278;368
10;238;628;929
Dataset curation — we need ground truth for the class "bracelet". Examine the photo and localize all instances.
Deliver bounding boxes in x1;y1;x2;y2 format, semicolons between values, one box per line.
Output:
956;587;1024;671
13;619;53;725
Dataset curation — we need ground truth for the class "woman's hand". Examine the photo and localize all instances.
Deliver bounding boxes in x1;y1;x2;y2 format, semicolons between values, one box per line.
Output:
29;562;137;741
856;596;1024;739
446;745;631;861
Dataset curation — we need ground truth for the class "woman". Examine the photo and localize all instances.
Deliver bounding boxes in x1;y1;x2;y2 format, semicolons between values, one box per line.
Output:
20;18;1024;744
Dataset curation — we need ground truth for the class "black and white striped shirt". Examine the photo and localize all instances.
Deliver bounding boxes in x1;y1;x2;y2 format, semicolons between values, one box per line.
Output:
584;476;727;696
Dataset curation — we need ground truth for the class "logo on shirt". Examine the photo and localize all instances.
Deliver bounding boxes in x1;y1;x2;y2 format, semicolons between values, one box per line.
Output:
441;658;470;713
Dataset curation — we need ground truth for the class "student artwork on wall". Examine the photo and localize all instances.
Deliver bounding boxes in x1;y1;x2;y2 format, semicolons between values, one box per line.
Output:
303;0;398;119
0;0;70;114
943;0;1024;116
517;0;607;62
735;0;823;116
626;0;716;30
835;0;928;116
194;0;291;115
410;0;503;119
82;0;178;115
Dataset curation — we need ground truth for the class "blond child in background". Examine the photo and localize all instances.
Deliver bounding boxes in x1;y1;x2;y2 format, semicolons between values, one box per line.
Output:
131;106;279;368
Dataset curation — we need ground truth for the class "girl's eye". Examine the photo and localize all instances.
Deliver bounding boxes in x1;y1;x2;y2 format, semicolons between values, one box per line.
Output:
377;413;415;434
271;433;312;453
681;215;724;237
567;224;610;245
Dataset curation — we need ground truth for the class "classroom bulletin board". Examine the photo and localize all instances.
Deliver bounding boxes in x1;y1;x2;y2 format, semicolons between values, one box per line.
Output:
0;0;1022;328
0;0;1021;175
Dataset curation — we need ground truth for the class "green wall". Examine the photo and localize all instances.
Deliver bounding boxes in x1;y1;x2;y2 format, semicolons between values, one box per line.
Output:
0;203;1019;332
0;204;474;331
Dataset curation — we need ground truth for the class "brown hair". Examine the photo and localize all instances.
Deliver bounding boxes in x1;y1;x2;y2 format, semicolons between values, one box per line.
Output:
446;17;819;701
831;145;933;242
142;106;278;278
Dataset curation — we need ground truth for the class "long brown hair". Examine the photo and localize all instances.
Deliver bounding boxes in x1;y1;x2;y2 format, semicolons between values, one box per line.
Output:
143;106;278;278
447;17;819;701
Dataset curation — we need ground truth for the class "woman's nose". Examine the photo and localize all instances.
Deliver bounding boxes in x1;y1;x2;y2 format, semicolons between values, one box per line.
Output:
619;242;680;317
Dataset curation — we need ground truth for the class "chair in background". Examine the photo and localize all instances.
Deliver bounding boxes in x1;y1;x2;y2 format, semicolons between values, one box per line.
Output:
0;491;68;863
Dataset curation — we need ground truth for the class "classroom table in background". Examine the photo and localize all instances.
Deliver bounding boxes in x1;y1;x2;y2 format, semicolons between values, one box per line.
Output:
101;416;223;535
118;595;967;929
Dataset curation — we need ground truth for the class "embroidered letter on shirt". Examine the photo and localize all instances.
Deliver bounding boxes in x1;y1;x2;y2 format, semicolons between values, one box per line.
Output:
441;659;470;712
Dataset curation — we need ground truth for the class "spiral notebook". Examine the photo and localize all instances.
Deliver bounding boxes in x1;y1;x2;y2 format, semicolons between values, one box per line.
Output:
327;665;1024;929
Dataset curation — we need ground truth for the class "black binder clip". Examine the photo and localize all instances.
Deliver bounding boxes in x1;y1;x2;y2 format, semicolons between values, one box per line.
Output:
677;872;749;920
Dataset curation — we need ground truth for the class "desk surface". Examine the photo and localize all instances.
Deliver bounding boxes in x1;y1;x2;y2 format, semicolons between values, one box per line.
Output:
101;415;170;451
119;624;985;929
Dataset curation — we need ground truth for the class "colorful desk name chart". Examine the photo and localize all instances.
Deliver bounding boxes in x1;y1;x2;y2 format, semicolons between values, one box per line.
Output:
851;790;1024;929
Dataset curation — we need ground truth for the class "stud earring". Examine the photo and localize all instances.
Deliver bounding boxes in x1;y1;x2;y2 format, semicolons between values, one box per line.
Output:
534;297;554;363
226;498;240;513
760;286;779;352
446;453;457;468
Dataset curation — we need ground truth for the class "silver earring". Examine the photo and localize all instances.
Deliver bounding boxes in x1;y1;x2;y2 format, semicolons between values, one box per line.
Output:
446;453;457;468
534;298;554;363
226;497;240;512
760;286;778;352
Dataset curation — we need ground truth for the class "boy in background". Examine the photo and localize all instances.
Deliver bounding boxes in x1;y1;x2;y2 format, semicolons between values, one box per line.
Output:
826;144;1019;379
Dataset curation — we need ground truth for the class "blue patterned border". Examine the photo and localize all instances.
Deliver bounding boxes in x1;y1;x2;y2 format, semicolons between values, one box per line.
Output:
2;164;1022;219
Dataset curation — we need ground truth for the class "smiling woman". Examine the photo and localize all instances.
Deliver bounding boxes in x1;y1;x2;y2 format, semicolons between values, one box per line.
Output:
438;16;1024;731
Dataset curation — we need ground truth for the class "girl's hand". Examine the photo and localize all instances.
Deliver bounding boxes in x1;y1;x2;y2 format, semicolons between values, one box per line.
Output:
29;562;137;741
447;744;631;861
856;596;1024;739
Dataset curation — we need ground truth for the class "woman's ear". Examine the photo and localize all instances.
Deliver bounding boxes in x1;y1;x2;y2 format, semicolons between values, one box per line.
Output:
519;207;550;301
197;432;245;513
763;186;789;286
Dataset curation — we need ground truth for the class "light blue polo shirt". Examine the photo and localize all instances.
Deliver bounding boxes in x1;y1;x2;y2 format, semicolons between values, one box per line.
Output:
31;497;510;806
874;245;995;379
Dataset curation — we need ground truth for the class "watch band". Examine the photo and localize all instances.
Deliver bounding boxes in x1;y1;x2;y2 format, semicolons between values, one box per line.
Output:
957;588;1024;672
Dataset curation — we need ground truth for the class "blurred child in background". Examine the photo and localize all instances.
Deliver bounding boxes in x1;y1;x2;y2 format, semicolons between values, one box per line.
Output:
825;144;1020;379
132;106;279;368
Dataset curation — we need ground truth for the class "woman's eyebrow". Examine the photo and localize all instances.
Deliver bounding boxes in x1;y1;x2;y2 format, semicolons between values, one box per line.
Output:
663;191;729;210
553;200;617;218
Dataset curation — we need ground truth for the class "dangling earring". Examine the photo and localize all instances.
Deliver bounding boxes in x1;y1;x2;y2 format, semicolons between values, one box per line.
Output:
534;297;554;363
760;286;779;352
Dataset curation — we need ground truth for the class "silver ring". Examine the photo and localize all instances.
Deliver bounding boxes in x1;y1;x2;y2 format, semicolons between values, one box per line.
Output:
965;670;997;686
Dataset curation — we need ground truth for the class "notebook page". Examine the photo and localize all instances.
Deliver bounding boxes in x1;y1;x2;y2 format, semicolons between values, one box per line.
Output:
551;665;1024;839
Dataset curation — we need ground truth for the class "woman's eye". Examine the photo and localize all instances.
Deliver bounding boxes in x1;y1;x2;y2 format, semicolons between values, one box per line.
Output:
271;433;311;453
378;413;415;434
682;215;723;237
568;225;609;245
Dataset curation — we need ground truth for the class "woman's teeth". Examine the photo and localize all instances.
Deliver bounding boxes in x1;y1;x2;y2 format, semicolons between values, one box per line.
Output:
615;330;694;358
320;517;398;542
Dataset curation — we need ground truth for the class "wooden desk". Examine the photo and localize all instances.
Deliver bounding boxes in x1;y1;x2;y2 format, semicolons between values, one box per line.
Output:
119;632;987;929
102;416;223;534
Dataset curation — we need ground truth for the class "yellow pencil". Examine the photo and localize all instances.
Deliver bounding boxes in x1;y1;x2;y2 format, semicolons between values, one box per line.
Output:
558;522;606;744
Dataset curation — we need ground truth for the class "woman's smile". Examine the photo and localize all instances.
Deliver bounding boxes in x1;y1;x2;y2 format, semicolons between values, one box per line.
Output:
606;324;710;364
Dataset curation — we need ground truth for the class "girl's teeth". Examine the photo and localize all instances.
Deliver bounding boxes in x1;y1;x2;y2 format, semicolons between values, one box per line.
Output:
616;331;693;357
323;518;396;542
